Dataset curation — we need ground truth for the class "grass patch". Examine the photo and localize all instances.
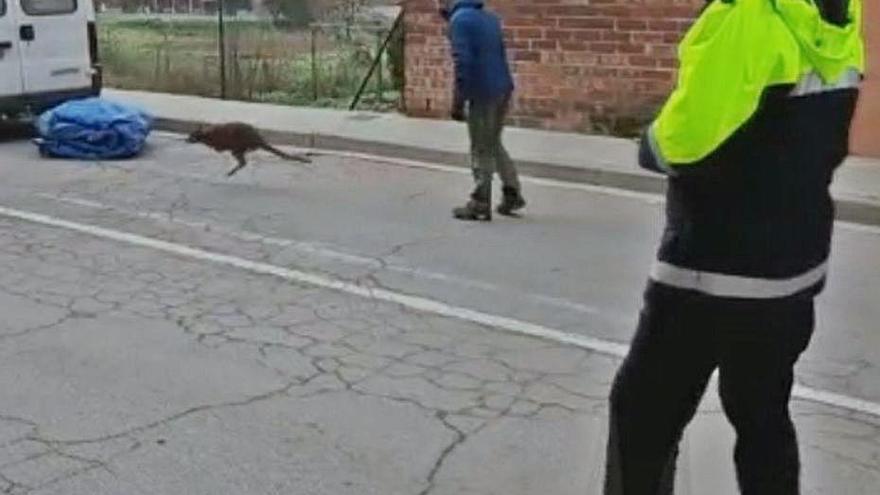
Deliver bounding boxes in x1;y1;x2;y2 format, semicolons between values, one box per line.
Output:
98;15;401;112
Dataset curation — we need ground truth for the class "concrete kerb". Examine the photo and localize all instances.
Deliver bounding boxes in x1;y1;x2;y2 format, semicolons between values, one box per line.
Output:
154;117;880;226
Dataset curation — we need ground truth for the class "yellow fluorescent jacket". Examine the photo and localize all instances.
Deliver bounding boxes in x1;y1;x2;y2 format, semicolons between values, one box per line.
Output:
650;0;865;168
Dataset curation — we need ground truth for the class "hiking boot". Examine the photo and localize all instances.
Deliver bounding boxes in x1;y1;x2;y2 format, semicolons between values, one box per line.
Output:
453;185;492;221
497;186;526;216
453;200;492;221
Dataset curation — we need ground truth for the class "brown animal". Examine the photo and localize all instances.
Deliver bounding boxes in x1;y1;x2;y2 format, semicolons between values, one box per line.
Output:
187;122;313;177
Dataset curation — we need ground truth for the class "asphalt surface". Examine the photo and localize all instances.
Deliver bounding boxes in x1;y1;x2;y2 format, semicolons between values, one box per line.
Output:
0;133;878;494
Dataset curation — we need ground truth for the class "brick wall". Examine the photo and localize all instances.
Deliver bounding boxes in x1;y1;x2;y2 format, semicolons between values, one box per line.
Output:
403;0;703;135
851;0;879;158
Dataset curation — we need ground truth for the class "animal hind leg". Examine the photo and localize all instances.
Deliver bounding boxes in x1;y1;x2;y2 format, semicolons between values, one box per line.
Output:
226;152;248;177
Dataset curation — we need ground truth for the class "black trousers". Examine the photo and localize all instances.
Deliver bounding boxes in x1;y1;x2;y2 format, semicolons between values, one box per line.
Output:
605;282;815;495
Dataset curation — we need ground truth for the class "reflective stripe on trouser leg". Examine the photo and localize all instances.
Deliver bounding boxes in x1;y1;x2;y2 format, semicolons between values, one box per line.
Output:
649;261;828;299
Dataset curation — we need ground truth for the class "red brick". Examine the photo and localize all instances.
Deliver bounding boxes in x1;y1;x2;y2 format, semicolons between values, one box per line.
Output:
513;51;542;62
545;6;601;17
531;40;558;50
616;19;648;31
514;5;547;16
506;16;542;28
663;32;684;43
560;40;589;51
618;43;646;54
515;28;544;38
663;6;699;18
590;42;617;54
647;19;678;31
558;17;615;30
601;5;638;18
545;30;573;41
572;30;603;42
638;69;675;81
629;55;657;67
602;31;632;42
633;32;667;44
647;44;677;57
598;55;627;67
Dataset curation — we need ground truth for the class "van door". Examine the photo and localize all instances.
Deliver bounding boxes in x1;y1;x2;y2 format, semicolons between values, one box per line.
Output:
0;0;24;98
17;0;92;95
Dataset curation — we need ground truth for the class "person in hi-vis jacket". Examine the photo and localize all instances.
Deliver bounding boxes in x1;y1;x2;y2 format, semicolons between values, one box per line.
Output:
604;1;864;494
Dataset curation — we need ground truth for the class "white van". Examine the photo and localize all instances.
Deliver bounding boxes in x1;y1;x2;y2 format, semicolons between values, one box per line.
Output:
0;0;101;117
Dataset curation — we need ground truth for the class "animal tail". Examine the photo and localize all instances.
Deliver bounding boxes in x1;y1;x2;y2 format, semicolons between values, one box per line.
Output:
260;143;313;164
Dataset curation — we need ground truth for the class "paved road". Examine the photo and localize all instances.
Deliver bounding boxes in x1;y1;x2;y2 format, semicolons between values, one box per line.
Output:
0;134;878;493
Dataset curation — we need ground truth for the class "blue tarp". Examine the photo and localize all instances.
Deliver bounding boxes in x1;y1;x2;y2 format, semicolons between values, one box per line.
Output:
35;98;153;160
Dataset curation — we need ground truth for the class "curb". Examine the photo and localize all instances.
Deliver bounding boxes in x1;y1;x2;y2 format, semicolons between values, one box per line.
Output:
155;117;880;227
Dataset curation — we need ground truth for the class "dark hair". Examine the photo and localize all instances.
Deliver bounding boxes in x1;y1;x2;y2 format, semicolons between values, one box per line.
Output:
814;0;850;26
701;0;849;26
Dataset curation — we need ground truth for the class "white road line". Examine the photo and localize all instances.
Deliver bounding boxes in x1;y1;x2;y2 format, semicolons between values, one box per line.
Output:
37;194;605;318
1;203;879;418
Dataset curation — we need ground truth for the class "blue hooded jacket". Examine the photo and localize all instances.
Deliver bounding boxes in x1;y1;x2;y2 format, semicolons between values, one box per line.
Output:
445;0;515;104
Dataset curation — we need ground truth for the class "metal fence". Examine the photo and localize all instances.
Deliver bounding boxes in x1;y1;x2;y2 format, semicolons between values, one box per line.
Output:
96;4;403;112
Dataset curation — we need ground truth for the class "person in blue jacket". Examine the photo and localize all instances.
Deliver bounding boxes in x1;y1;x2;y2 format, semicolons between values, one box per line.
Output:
440;0;524;221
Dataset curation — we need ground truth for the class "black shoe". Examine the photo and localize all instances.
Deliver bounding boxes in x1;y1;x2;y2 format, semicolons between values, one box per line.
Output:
497;187;526;216
453;200;492;221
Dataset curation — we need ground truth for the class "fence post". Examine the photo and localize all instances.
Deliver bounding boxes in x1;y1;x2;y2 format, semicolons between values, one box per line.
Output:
218;0;227;99
311;26;318;101
349;12;403;111
376;30;384;102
